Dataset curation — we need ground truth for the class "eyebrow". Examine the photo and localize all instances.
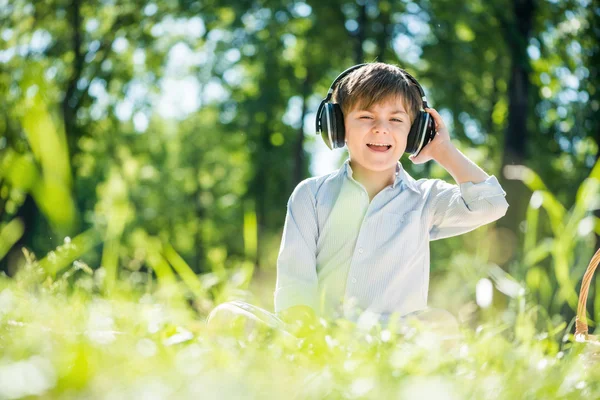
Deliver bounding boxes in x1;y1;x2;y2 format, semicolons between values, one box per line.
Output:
360;108;408;115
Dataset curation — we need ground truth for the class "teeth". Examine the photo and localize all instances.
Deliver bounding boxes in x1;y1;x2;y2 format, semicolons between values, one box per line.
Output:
368;143;390;147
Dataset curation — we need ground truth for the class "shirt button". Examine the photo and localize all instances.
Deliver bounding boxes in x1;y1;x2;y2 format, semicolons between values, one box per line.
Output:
351;277;357;284
358;248;364;254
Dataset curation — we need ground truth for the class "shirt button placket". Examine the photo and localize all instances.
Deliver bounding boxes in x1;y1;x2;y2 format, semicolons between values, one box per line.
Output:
350;247;364;288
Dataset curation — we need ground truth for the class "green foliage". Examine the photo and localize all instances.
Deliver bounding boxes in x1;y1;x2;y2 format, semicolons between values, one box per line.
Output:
1;0;597;272
0;0;599;394
0;219;24;260
0;74;77;234
0;262;599;399
507;158;600;318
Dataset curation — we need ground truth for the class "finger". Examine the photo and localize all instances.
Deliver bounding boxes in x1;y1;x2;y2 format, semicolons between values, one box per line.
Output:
426;108;446;129
409;153;423;164
426;108;441;118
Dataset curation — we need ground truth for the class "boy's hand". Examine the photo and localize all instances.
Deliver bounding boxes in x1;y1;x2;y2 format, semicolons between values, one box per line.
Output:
408;108;454;164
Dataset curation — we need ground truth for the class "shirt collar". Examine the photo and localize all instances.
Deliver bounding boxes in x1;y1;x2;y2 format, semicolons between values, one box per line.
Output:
340;158;419;193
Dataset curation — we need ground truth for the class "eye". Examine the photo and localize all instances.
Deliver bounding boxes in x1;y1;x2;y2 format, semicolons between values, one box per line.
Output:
391;118;403;122
359;115;373;119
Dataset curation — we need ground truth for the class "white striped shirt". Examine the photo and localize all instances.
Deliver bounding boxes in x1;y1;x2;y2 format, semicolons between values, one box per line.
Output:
274;158;509;322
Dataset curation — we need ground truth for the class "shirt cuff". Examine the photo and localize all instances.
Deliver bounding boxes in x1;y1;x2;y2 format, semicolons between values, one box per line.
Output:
459;175;507;204
274;283;319;314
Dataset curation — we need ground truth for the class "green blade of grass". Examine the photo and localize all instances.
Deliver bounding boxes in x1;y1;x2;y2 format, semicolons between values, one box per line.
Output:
0;218;25;261
39;230;102;277
163;243;205;299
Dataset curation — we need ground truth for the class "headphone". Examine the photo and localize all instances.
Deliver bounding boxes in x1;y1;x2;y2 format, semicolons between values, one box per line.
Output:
315;63;436;156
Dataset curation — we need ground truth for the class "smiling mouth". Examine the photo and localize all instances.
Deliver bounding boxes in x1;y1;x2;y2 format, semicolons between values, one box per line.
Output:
366;144;392;152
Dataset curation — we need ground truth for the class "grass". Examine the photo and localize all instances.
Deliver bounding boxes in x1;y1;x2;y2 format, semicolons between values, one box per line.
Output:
0;258;599;400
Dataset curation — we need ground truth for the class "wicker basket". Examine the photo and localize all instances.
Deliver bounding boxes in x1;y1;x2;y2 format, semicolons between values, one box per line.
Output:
574;247;600;359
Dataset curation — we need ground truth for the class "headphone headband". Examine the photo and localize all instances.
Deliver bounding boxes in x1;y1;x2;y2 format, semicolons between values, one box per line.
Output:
323;63;367;102
315;63;429;135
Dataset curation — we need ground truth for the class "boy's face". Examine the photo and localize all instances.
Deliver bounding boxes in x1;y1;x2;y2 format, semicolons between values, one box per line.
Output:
344;96;411;174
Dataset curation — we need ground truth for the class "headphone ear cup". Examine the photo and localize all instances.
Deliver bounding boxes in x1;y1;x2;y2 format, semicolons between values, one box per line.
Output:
320;103;345;149
425;113;436;146
319;103;334;149
330;103;346;149
406;111;435;155
406;112;425;154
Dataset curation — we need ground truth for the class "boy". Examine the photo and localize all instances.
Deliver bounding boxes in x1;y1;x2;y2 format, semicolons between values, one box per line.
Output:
208;63;509;338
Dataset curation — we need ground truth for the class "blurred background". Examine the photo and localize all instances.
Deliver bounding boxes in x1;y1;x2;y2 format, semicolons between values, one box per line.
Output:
0;0;598;327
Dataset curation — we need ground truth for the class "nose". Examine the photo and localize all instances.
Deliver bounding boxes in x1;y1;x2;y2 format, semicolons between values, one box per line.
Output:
373;119;390;134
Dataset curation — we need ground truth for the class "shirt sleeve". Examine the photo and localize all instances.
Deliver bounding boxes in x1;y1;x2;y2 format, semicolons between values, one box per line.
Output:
274;179;319;314
428;175;509;241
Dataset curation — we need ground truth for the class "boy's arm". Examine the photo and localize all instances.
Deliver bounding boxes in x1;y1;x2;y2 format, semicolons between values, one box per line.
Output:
425;174;509;240
274;179;319;317
431;145;490;185
409;108;509;240
408;108;490;185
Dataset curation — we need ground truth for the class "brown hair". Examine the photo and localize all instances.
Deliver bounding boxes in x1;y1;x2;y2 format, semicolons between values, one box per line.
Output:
333;62;422;124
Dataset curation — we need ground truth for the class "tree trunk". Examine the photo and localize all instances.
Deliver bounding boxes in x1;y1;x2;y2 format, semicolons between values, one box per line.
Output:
493;0;535;311
486;77;500;139
375;0;391;62
62;0;84;158
355;1;367;63
588;4;600;254
292;76;311;189
253;51;278;270
254;122;272;270
497;0;535;248
588;1;600;322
